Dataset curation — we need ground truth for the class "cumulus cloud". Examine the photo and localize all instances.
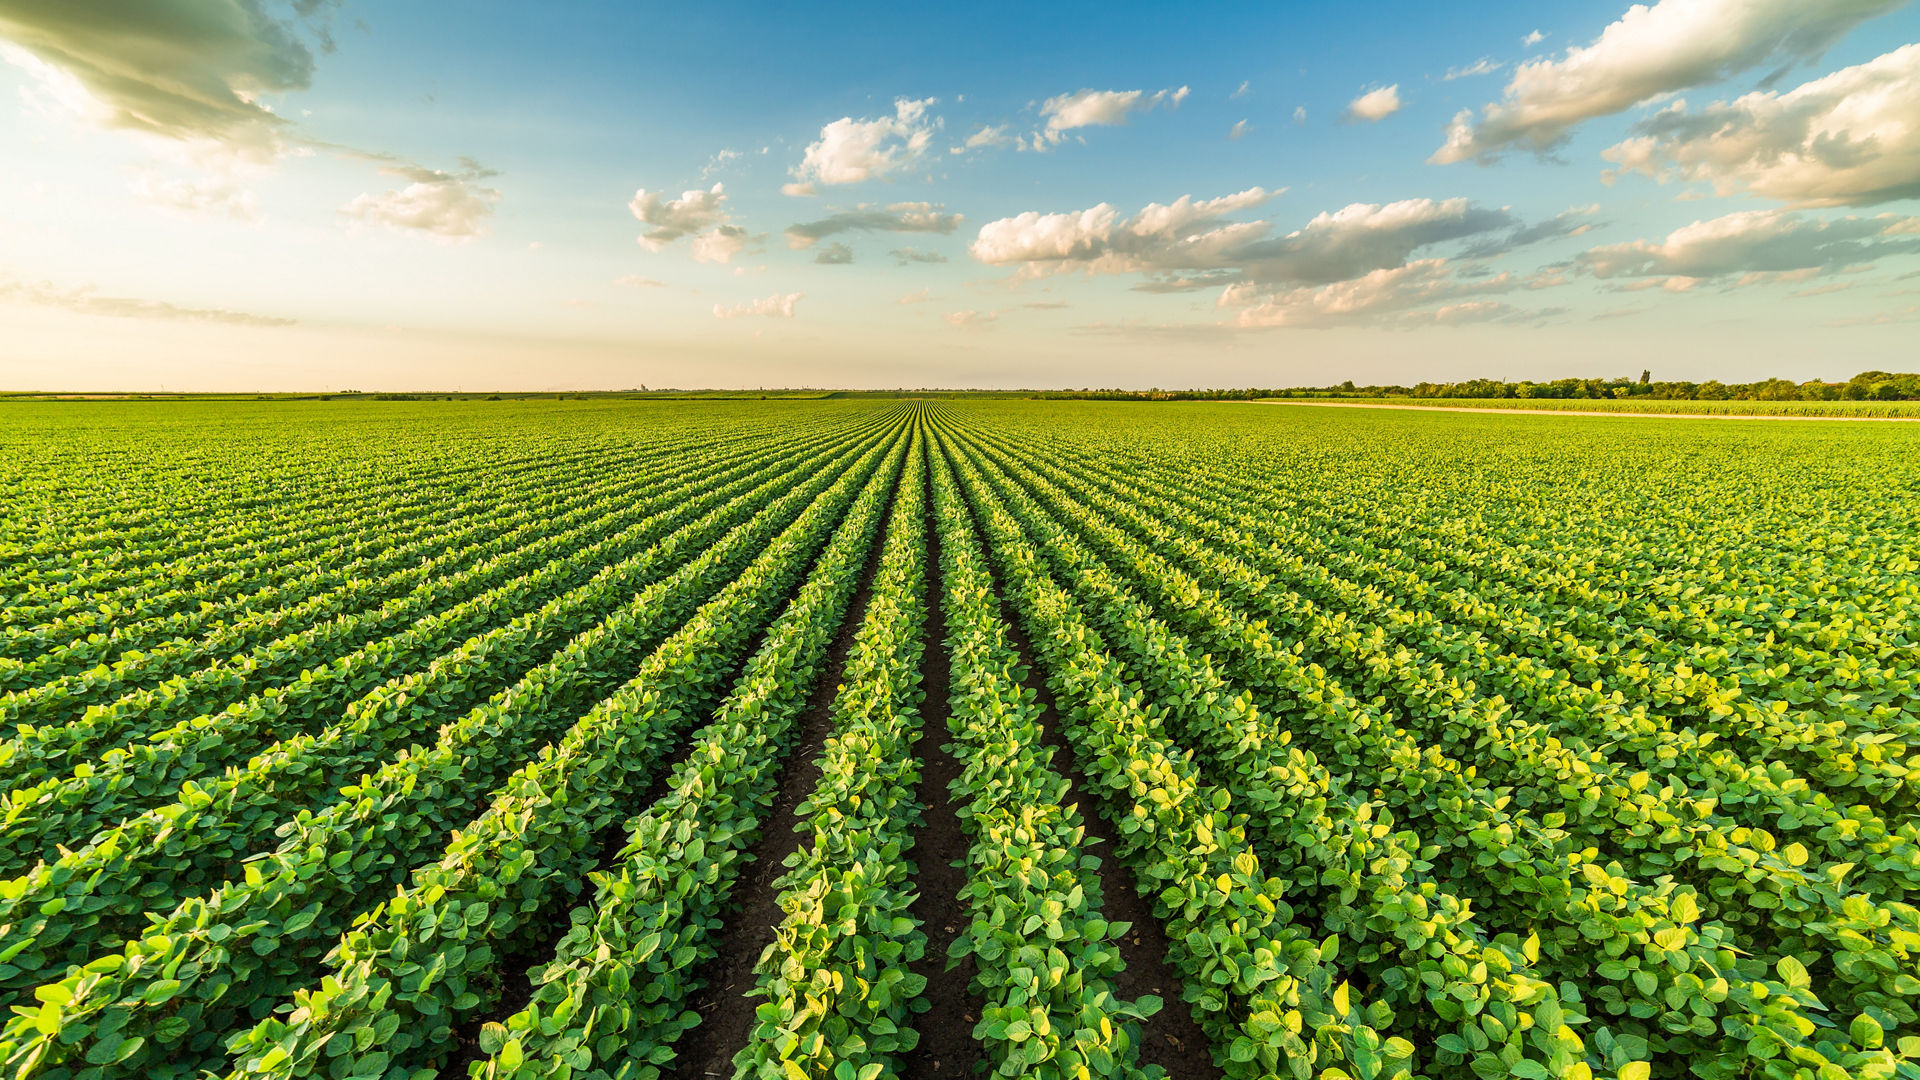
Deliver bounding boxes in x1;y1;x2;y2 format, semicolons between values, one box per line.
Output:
897;287;935;304
1032;86;1188;148
343;160;501;240
814;242;854;264
1344;85;1403;122
0;274;295;326
1221;258;1531;328
1293;105;1308;125
631;183;729;250
1576;209;1920;286
970;188;1582;326
1433;0;1905;164
629;183;751;262
1602;43;1920;206
691;225;750;264
713;291;803;319
1523;29;1547;47
1233;198;1518;284
784;202;963;248
966;190;1550;300
0;0;341;158
1229;119;1252;140
891;247;948;265
1232;80;1252;100
970;187;1282;275
791;97;938;187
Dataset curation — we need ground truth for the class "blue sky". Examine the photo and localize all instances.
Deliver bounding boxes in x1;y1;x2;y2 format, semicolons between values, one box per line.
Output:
1;0;1917;390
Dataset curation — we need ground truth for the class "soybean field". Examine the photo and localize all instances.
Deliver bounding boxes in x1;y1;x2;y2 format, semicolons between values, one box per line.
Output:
2;397;1918;1080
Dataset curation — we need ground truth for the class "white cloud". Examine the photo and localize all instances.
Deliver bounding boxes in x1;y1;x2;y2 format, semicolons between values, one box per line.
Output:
343;161;500;240
945;308;997;328
630;183;730;251
1523;29;1547;47
630;183;750;261
898;287;935;305
614;275;665;288
951;124;1012;154
1293;105;1307;125
1576;208;1920;281
0;1;340;158
814;241;854;264
1229;119;1252;140
780;181;817;197
967;190;1548;296
970;187;1280;274
791;97;938;186
1433;0;1906;164
1443;58;1504;81
713;291;803;319
0;274;295;327
1602;43;1920;206
1344;85;1402;122
785;201;963;248
691;225;749;264
1033;86;1189;148
1232;80;1252;100
1238;198;1517;284
1221;258;1530;327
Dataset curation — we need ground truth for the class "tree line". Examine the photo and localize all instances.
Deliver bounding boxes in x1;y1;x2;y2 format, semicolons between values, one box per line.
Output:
1033;370;1920;402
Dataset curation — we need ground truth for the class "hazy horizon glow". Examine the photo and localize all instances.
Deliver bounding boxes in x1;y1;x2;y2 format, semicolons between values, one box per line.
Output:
3;0;1919;392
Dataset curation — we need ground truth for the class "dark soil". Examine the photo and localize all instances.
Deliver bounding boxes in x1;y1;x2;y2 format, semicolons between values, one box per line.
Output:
666;497;895;1080
896;474;987;1079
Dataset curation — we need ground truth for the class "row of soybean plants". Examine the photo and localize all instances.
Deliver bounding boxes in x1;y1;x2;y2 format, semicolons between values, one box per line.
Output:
980;420;1920;1044
1183;423;1920;800
0;418;899;989
0;423;875;884
1133;432;1920;811
0;400;805;664
981;402;1917;765
465;421;1162;1080
935;420;1523;1080
2;414;668;631
0;413;888;823
0;424;740;685
462;417;918;1080
217;420;912;1080
0;409;838;695
935;414;1910;1080
0;416;909;1078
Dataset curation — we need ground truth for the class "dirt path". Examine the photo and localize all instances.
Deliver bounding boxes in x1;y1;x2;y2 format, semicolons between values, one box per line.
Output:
1246;399;1920;422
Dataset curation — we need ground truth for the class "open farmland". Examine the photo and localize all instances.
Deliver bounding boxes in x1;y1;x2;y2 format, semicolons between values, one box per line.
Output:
2;398;1918;1080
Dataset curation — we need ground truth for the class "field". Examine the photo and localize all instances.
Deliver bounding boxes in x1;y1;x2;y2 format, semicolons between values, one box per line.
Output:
1256;398;1920;418
2;398;1918;1080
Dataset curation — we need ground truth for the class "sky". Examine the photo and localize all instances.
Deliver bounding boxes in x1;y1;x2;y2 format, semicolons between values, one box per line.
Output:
1;0;1918;391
